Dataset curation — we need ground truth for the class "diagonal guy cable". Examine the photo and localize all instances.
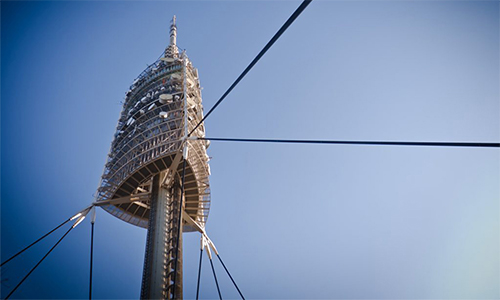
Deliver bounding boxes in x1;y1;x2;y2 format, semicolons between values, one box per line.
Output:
4;207;90;299
5;226;74;299
0;218;71;267
209;257;223;300
190;137;500;148
216;254;245;299
1;207;91;267
188;0;313;136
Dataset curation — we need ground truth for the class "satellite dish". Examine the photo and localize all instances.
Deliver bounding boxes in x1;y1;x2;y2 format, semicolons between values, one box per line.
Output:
161;57;175;63
159;94;173;104
159;111;168;119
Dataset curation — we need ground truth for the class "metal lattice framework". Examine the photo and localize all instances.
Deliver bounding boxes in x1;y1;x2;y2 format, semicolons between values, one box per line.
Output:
94;21;211;231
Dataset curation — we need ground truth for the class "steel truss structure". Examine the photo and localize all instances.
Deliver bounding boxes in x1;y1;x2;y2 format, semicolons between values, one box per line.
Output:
94;18;210;230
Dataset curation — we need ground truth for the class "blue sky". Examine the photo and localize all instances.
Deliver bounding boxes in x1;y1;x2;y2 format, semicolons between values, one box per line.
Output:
1;1;499;299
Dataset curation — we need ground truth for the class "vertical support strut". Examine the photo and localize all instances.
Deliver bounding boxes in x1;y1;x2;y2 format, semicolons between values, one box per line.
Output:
141;171;183;299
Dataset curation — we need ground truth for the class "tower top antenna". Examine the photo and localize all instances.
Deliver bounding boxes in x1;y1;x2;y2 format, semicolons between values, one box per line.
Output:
170;15;177;46
164;15;179;58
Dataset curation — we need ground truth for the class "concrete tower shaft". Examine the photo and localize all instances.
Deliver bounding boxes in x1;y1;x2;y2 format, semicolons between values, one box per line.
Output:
140;172;183;299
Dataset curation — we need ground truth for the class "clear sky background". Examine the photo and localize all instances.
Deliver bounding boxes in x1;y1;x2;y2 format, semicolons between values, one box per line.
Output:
1;1;499;299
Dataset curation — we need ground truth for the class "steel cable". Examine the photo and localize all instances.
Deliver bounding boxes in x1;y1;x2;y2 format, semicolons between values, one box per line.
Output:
89;222;95;300
193;137;500;148
196;247;203;300
5;226;74;299
216;254;245;299
1;218;71;267
188;0;312;136
209;258;222;300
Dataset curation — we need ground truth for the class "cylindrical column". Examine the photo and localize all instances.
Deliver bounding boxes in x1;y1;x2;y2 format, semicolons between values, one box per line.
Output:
141;171;183;299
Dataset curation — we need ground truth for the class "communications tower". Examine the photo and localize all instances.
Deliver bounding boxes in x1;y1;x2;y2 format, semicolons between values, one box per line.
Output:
94;17;211;299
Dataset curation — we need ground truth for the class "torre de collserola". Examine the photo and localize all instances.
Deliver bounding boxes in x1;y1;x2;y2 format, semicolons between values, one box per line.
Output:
94;17;211;299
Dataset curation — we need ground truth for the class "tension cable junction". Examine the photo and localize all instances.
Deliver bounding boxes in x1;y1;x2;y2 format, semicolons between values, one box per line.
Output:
1;206;91;268
2;207;92;299
195;233;245;300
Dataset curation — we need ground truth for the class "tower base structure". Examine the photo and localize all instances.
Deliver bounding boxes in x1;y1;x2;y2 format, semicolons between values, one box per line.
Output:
141;170;183;299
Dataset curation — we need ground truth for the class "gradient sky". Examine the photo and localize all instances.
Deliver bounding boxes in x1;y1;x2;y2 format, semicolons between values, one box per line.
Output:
1;1;499;299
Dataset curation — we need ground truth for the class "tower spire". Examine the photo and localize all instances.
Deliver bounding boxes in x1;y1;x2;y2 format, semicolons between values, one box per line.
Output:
170;15;177;46
165;15;179;59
